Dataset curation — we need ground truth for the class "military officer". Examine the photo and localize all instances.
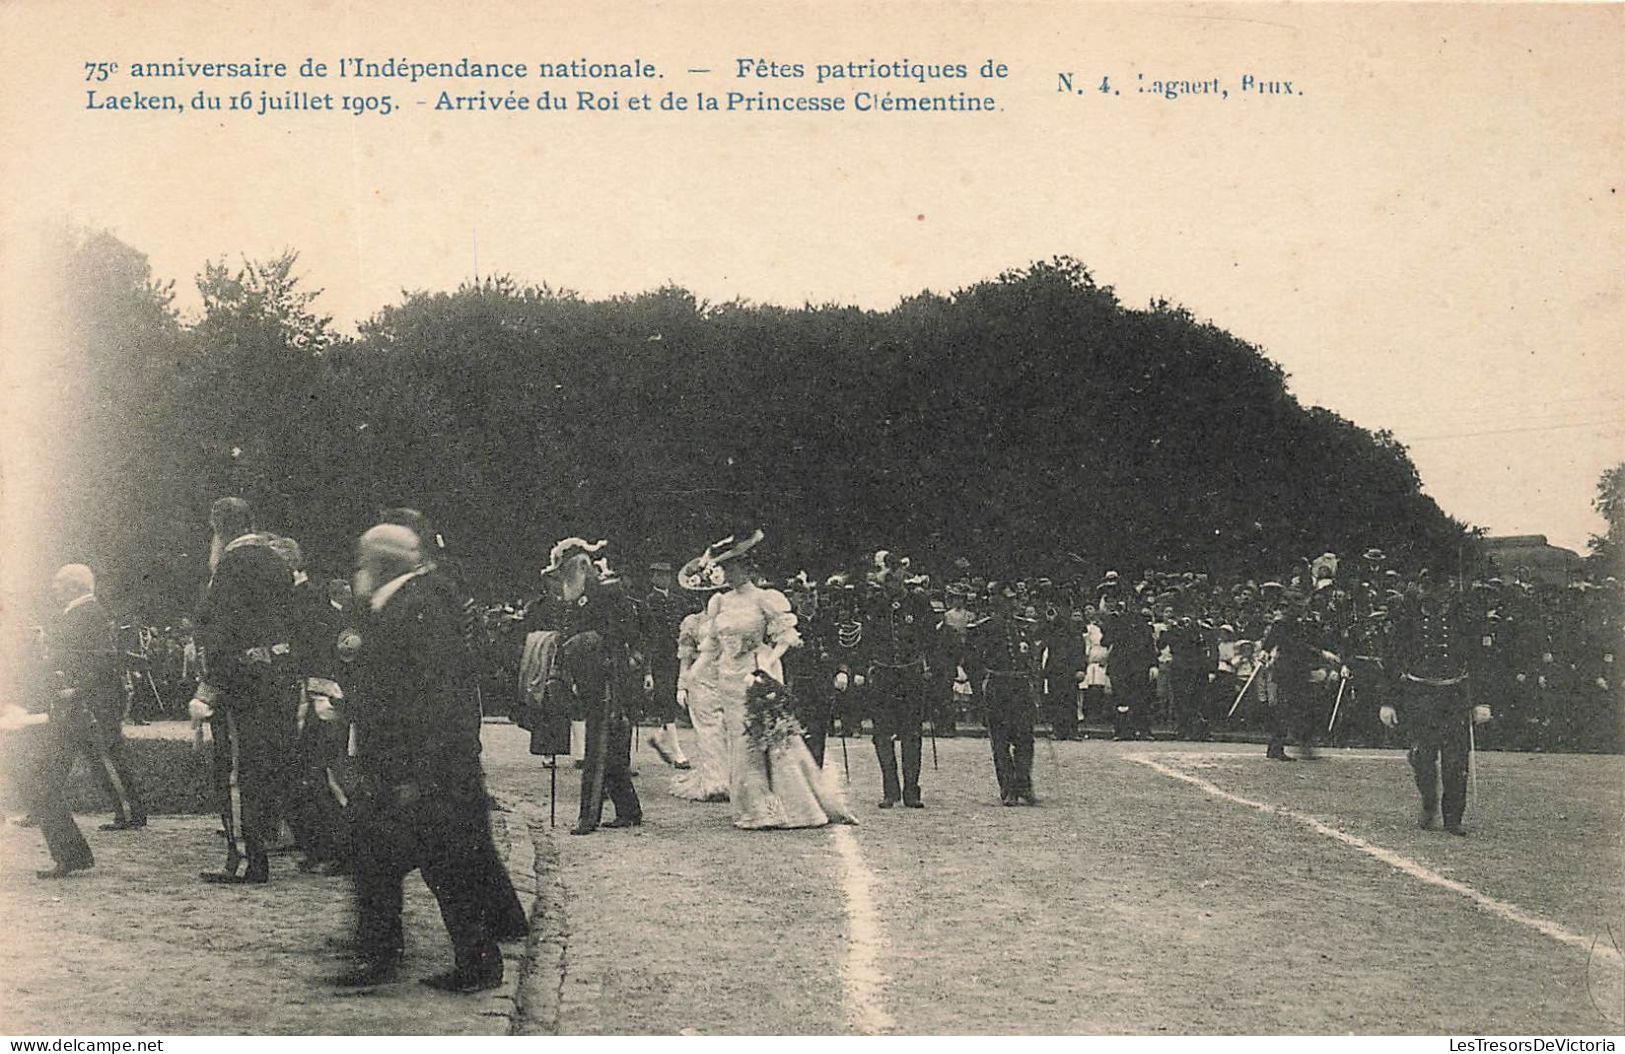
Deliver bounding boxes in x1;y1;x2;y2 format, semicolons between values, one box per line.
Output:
864;560;930;809
642;561;693;769
1382;576;1491;835
965;587;1040;805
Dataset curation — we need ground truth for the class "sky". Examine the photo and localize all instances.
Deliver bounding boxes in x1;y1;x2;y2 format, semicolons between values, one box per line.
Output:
2;0;1620;564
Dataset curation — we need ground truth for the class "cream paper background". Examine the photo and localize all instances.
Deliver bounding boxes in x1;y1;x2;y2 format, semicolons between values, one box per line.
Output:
0;1;1620;603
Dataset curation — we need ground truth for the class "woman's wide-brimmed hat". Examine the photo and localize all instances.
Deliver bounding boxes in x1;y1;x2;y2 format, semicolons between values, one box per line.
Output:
703;529;764;565
678;554;728;592
678;529;764;591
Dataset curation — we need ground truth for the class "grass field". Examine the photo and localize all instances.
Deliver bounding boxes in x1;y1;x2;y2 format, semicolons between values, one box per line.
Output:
497;726;1624;1036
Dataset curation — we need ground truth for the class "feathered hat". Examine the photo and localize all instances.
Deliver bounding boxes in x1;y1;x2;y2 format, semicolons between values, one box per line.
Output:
541;537;608;577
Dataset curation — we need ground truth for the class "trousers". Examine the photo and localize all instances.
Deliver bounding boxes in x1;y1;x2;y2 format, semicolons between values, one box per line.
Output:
870;662;924;803
351;772;499;974
577;707;640;832
1402;680;1472;827
984;674;1035;801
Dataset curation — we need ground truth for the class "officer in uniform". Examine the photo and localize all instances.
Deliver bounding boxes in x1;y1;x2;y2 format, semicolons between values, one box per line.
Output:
966;586;1039;805
1259;590;1339;761
1101;595;1157;741
45;564;148;833
1163;613;1209;741
1382;576;1490;835
642;561;692;769
190;498;296;884
864;560;930;809
785;579;833;767
542;538;643;835
1339;601;1391;749
1039;600;1086;740
823;574;869;742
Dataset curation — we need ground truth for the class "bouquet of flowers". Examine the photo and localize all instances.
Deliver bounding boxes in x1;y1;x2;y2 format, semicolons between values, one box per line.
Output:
744;670;804;751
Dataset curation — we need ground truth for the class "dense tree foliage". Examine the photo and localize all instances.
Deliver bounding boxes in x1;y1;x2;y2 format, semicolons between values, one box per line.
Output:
45;233;1467;615
1589;462;1624;570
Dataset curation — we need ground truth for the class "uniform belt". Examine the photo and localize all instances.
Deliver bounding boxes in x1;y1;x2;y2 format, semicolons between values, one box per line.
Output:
985;670;1032;678
872;658;923;670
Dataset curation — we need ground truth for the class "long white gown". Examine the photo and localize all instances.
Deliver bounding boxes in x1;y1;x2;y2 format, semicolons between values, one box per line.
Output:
697;584;855;830
670;610;730;801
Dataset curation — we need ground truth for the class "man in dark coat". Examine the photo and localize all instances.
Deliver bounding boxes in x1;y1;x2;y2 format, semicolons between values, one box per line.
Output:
47;564;147;832
190;497;296;884
642;561;692;768
333;524;506;992
539;538;643;835
1101;598;1157;741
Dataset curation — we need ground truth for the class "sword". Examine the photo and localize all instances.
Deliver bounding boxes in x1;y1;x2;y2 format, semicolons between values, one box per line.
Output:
922;659;938;771
839;718;850;781
1228;657;1268;718
549;753;557;827
1327;674;1349;734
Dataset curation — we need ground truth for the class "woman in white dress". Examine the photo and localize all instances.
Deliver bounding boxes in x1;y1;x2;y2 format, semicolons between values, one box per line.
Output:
686;530;856;830
668;575;729;801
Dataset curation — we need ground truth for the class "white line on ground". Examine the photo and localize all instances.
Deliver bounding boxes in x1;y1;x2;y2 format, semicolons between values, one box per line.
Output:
830;823;897;1035
1130;754;1624;967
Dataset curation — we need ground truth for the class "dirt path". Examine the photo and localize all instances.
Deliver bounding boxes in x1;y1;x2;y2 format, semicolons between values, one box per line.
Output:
1;728;536;1036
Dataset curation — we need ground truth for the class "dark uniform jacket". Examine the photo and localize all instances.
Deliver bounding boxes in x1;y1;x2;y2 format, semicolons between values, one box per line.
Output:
866;586;932;668
1389;595;1470;687
48;595;125;737
965;610;1041;681
194;537;294;696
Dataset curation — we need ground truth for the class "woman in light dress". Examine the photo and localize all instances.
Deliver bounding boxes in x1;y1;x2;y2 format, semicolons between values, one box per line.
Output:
668;591;729;802
684;530;856;830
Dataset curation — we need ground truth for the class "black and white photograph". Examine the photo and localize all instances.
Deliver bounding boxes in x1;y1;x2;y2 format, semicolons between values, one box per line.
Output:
0;0;1620;1042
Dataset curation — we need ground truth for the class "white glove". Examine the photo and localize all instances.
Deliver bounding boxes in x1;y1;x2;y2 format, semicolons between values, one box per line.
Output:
1340;665;1351;680
188;697;215;722
644;673;655;693
677;687;689;707
834;671;849;692
1515;673;1527;684
1538;675;1548;689
1597;678;1609;692
853;674;866;688
1472;704;1492;725
311;696;338;722
1379;705;1398;728
0;704;47;732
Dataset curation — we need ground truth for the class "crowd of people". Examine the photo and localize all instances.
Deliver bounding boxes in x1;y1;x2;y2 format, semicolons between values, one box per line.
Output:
6;498;1619;991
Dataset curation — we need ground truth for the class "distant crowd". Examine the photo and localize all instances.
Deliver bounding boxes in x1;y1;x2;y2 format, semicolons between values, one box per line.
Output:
86;550;1622;755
